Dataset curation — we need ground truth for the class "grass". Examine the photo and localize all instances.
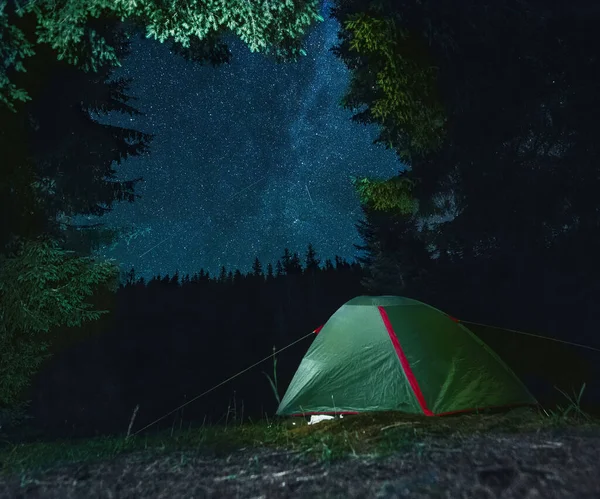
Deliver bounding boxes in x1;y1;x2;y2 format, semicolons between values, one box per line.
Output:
262;345;282;406
1;393;599;481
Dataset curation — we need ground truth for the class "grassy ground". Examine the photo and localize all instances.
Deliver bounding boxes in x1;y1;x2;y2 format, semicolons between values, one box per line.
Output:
1;404;600;498
1;403;598;478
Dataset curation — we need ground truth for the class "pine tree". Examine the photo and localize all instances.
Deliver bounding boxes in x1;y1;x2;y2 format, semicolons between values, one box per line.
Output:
124;266;136;287
251;256;263;277
275;259;284;277
280;248;292;274
288;251;302;274
304;243;320;295
355;204;433;296
324;258;334;272
0;11;150;254
266;262;274;280
233;269;243;285
218;265;227;283
304;243;320;272
0;236;119;407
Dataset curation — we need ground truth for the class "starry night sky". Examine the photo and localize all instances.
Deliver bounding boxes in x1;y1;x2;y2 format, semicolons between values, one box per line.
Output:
85;1;404;280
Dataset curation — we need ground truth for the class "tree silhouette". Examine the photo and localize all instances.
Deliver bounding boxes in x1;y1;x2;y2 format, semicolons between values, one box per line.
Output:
251;257;264;278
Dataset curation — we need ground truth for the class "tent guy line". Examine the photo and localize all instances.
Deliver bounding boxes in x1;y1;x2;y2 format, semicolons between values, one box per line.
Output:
130;295;600;437
460;320;600;353
129;330;316;438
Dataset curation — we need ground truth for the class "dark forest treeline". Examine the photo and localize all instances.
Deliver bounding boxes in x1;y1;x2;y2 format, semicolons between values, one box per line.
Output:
26;245;366;438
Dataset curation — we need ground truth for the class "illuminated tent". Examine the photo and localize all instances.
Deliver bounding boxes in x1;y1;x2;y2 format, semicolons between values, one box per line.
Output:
277;296;537;417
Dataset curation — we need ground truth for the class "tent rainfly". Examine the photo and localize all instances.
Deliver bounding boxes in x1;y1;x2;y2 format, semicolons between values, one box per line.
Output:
276;296;537;417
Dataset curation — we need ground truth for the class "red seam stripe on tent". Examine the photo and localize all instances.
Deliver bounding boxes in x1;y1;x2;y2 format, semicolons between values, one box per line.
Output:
313;325;324;335
289;411;360;417
377;306;434;417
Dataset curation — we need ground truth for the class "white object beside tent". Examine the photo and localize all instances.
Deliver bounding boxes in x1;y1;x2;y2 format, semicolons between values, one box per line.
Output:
308;414;343;425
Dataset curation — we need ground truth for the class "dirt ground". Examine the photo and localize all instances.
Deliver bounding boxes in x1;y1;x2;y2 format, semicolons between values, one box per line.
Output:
1;428;599;498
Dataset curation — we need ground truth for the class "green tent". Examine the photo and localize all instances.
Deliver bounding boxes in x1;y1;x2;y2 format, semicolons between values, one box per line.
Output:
277;296;537;417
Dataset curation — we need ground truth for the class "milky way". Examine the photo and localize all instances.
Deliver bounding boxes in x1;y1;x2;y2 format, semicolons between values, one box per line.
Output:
84;2;404;280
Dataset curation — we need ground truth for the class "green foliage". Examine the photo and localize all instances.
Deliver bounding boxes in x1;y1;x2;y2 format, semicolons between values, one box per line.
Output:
262;346;281;406
0;236;119;407
0;1;36;111
342;1;600;296
1;0;323;112
350;174;418;215
342;12;446;164
0;400;32;430
543;383;591;423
